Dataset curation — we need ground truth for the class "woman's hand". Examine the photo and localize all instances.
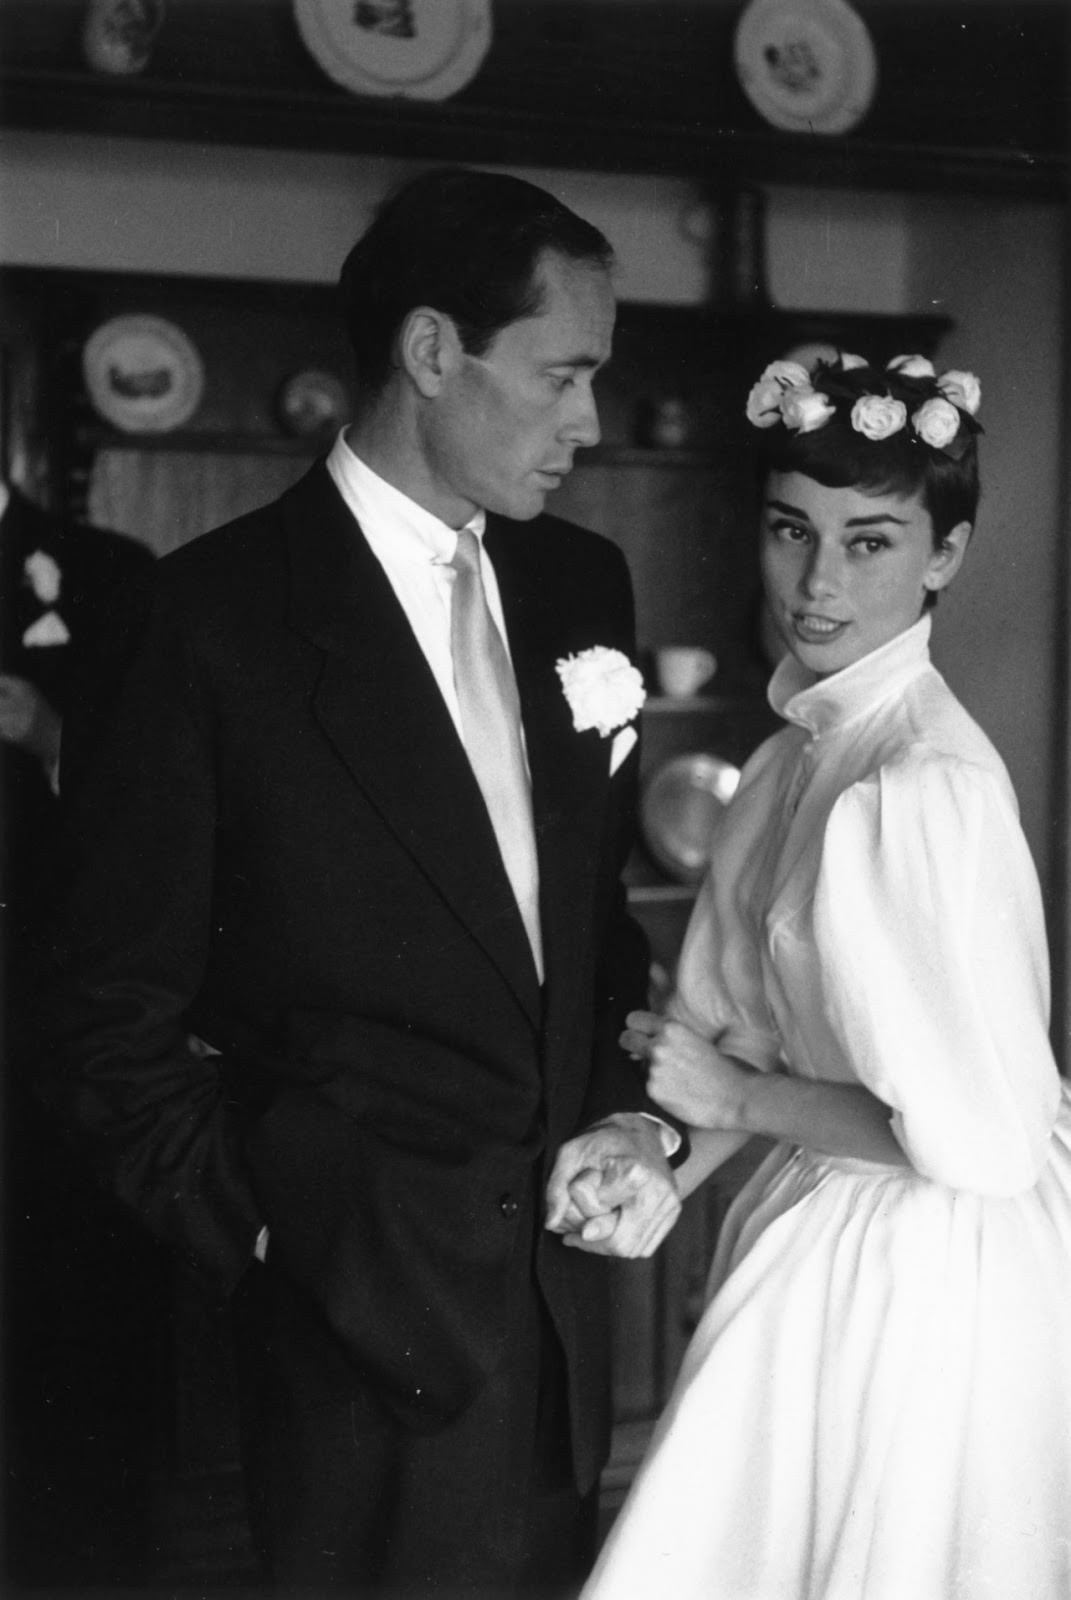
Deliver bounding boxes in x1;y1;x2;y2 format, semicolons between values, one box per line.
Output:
621;1010;753;1131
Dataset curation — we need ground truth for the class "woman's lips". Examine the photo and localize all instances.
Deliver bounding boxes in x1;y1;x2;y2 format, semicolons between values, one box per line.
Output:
792;612;848;642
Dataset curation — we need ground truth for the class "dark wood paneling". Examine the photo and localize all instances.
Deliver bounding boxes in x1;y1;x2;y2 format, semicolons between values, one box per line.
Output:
0;0;1066;196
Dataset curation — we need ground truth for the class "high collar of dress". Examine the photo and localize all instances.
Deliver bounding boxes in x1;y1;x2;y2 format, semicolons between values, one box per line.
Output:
768;615;933;738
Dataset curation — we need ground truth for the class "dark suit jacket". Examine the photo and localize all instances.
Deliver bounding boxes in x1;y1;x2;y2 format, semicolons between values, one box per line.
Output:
35;461;650;1493
2;491;161;1586
1;488;154;947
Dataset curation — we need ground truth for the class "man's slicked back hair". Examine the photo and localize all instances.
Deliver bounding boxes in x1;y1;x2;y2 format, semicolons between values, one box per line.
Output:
338;166;614;402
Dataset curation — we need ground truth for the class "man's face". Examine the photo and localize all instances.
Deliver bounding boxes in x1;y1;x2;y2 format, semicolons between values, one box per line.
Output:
424;251;615;524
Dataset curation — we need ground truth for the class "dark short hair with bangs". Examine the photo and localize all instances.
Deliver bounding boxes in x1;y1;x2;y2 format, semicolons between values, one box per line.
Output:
756;415;980;550
338;166;615;404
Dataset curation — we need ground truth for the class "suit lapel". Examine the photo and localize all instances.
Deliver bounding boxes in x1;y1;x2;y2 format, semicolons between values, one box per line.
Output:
282;466;542;1028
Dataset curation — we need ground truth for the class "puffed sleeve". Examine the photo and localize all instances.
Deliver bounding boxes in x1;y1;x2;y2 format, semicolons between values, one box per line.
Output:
811;754;1061;1195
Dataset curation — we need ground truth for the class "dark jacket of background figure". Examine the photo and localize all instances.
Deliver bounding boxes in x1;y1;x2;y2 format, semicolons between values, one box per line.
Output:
1;485;163;1589
32;459;651;1510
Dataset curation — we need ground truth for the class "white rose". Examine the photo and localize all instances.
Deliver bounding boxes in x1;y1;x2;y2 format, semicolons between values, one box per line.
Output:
24;549;62;605
851;394;907;441
937;370;981;416
840;352;868;370
887;354;936;379
745;377;784;428
556;647;646;738
912;396;961;450
780;387;836;435
759;360;811;389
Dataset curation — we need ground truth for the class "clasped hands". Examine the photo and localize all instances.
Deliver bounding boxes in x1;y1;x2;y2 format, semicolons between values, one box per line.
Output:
545;1110;681;1258
545;1011;753;1259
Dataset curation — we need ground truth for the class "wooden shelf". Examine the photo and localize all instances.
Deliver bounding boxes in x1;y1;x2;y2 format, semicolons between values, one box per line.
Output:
643;695;745;716
627;884;698;907
580;447;724;470
79;429;328;457
0;0;1065;196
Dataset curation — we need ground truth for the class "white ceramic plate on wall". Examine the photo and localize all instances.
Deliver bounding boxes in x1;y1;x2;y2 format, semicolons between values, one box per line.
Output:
293;0;492;100
82;313;204;433
734;0;878;136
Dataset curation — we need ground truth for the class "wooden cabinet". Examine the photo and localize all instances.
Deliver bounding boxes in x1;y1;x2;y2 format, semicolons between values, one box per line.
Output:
1;264;951;1577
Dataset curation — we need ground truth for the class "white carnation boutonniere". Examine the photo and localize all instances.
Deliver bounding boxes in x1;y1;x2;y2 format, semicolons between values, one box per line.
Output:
22;610;71;648
556;646;646;737
24;549;62;605
21;550;70;647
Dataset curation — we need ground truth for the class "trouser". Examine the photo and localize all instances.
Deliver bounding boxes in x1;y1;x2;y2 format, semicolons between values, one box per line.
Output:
232;1252;598;1598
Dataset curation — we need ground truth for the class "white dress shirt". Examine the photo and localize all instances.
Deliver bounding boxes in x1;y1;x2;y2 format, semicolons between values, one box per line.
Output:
326;429;521;753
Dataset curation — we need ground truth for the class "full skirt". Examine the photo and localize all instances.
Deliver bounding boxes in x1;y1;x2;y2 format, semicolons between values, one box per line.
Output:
582;1085;1071;1600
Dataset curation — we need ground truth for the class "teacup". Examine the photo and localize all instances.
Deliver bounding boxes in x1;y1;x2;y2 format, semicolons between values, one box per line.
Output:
655;646;717;699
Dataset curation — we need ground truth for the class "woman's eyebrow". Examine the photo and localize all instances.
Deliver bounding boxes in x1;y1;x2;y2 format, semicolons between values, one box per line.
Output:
764;499;910;528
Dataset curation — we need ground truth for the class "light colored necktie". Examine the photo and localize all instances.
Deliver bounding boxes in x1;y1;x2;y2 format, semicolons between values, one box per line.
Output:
449;526;543;981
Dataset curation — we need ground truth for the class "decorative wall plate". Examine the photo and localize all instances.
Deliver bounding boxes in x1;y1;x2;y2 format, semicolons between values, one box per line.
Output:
641;752;742;884
734;0;878;136
293;0;492;100
82;314;204;433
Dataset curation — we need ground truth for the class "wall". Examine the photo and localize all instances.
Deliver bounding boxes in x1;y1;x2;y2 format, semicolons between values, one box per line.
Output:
904;195;1067;921
1;131;1066;916
0;131;708;302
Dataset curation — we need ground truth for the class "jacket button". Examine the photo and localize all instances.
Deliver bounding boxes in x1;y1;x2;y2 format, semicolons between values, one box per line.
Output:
498;1194;519;1219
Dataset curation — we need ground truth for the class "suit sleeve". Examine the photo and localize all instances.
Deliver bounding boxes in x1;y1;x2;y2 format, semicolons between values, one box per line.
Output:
28;574;263;1293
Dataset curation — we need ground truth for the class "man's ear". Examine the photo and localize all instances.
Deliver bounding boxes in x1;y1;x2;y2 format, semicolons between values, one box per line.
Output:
399;307;461;398
924;520;972;593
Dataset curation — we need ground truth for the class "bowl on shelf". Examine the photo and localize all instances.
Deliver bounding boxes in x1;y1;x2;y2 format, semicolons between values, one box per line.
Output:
275;368;349;438
641;751;741;883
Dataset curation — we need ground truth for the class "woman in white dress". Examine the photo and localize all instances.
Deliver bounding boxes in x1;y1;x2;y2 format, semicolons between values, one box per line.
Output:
581;353;1071;1600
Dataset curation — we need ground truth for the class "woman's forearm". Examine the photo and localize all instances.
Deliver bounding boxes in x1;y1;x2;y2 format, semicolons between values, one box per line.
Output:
739;1071;909;1167
673;1128;753;1201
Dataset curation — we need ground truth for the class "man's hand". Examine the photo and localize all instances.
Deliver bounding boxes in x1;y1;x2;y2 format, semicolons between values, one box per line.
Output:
545;1113;681;1258
0;674;62;777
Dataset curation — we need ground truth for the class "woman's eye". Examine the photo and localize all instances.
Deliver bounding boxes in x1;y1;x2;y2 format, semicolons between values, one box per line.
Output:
851;536;890;555
771;520;810;543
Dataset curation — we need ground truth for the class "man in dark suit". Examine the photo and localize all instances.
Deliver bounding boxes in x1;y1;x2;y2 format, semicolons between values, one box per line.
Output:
0;483;164;1587
32;168;684;1595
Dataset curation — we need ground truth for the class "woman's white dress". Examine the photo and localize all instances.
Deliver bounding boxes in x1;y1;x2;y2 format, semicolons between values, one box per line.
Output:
584;618;1071;1600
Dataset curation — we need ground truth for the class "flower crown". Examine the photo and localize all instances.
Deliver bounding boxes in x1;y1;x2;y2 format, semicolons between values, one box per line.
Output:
746;352;982;461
